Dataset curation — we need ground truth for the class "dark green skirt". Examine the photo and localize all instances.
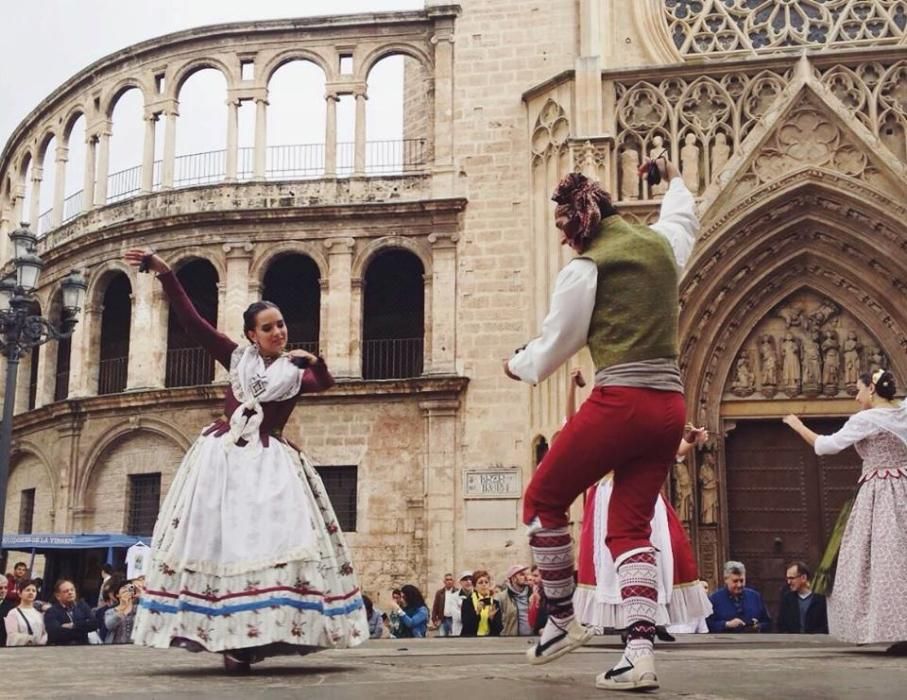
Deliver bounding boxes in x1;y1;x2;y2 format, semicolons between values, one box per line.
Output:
813;495;856;597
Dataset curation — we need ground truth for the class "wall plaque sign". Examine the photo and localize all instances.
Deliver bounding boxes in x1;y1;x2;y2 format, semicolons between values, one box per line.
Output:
463;467;521;499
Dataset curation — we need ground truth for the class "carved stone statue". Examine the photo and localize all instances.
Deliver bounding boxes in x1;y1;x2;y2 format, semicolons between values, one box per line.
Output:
778;303;805;329
759;334;778;391
648;135;668;196
867;344;886;373
843;330;862;394
731;353;755;397
711;132;731;176
781;332;802;396
681;133;700;194
620;147;640;201
673;459;694;523
821;330;841;395
699;452;719;525
802;330;822;394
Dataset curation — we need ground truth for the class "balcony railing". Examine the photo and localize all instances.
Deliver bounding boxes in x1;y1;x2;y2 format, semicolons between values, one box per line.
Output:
98;356;128;395
166;346;214;388
286;341;320;354
362;337;423;380
34;139;428;236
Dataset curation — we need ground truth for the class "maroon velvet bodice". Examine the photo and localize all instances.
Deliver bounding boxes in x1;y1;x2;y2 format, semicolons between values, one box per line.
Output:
159;270;334;446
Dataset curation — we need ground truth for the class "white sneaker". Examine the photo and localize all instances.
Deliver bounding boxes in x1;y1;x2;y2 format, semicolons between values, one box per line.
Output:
595;654;659;692
526;617;594;665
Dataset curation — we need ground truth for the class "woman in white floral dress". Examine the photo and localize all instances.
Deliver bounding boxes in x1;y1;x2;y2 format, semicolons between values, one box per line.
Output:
784;369;907;653
124;250;369;671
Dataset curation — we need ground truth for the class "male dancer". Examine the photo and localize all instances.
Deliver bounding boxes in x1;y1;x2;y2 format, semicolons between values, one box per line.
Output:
504;157;698;690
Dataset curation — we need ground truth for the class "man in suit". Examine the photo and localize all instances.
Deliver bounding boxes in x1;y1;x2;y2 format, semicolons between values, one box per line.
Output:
776;561;828;634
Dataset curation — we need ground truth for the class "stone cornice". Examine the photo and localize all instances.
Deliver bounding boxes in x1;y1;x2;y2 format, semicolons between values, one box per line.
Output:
11;375;470;436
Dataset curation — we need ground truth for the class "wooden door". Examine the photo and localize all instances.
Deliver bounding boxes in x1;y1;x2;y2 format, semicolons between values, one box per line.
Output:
724;419;860;617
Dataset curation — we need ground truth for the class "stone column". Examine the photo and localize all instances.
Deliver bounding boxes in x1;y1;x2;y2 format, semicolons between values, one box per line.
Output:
28;165;43;229
225;98;240;182
420;399;460;590
353;88;367;177
54;412;86;533
161;107;178;189
430;24;455;197
33;335;55;409
254;97;268;180
428;232;458;374
52;144;68;226
68;302;100;398
324;92;339;178
0;200;11;265
141;113;157;194
82;135;97;211
323;237;355;377
127;272;166;390
94;127;111;206
223;242;253;342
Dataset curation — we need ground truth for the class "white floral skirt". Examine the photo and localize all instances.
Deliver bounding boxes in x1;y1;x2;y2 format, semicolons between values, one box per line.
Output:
132;430;369;654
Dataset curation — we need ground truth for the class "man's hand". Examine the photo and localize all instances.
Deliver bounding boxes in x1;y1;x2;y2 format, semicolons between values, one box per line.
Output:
503;359;520;381
725;618;746;629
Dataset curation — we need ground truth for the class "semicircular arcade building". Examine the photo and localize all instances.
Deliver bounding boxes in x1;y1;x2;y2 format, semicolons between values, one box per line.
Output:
2;1;906;613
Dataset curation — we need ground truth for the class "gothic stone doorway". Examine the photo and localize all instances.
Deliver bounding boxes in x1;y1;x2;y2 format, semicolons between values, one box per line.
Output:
724;419;860;617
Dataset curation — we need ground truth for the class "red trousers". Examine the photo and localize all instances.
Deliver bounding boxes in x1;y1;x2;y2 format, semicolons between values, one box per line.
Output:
523;386;686;560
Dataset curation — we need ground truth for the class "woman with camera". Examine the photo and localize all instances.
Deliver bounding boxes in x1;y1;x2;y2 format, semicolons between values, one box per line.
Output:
388;585;430;638
460;570;503;637
104;580;138;645
4;579;47;646
784;370;907;653
123;249;368;671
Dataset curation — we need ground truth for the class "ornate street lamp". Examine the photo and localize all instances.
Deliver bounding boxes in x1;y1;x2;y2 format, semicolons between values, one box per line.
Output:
0;223;86;558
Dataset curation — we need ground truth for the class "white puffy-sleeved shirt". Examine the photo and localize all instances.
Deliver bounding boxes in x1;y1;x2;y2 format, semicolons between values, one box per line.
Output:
814;407;907;456
508;178;699;385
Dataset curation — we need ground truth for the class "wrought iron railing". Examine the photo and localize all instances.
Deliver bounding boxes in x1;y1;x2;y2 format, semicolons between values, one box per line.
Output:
98;356;128;395
166;346;214;388
286;341;320;354
362;337;423;380
35;138;428;236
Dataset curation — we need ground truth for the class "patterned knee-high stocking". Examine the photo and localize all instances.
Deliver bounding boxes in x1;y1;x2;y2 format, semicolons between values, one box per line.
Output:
529;526;575;642
617;549;658;663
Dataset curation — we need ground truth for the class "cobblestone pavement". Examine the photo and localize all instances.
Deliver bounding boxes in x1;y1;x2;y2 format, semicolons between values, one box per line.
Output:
2;634;904;699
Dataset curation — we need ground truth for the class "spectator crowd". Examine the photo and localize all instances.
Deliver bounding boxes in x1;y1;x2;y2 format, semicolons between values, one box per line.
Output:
3;561;145;647
4;556;828;646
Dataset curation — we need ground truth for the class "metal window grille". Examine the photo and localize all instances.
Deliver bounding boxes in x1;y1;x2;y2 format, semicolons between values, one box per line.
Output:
18;489;36;534
127;473;162;537
98;356;129;395
165;346;215;388
362;337;423;380
314;466;358;532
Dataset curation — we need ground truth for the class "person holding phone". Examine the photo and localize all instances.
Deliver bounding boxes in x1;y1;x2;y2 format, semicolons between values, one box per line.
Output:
104;581;138;645
460;570;503;637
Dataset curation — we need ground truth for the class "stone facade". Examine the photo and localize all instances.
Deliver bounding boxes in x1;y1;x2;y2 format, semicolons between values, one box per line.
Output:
2;1;907;598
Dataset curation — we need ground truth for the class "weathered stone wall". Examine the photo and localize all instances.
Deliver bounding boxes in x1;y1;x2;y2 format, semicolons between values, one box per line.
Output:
3;453;55;535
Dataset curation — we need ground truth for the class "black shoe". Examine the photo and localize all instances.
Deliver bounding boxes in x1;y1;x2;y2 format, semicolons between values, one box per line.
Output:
885;641;907;656
655;626;676;642
223;651;252;674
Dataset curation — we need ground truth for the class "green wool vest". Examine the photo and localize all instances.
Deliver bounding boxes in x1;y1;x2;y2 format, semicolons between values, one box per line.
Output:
579;215;679;371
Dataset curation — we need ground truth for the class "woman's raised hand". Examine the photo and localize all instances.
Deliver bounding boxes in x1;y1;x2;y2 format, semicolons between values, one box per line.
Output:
124;248;169;275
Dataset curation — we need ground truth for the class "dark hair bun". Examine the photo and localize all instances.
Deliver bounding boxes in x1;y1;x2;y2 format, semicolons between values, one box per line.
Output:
876;370;897;400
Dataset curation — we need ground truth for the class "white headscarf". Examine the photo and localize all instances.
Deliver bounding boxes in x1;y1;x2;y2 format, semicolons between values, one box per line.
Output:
226;345;302;447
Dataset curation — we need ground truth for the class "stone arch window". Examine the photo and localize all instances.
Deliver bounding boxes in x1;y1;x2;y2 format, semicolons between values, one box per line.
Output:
365;53;432;175
262;253;321;353
62;112;88;221
36;133;57;235
17;152;34;228
49;289;72;402
266;60;327;179
362;248;425;380
97;273;132;395
175;68;229;186
107;86;147;202
165;259;218;387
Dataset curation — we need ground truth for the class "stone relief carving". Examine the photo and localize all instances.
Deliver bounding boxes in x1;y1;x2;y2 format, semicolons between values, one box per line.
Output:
699;451;719;526
649;135;669;197
664;1;907;57
681;133;701;194
723;291;889;400
672;459;694;524
620;148;640;200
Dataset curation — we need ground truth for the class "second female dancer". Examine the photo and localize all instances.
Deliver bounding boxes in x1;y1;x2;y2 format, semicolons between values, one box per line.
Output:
124;249;368;671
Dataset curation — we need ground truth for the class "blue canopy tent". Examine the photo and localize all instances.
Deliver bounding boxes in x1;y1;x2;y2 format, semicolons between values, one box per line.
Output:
2;533;145;570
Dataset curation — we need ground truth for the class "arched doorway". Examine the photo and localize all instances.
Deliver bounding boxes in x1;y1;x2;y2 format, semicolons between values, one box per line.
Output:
261;254;321;353
98;273;131;395
362;249;424;380
165;259;218;387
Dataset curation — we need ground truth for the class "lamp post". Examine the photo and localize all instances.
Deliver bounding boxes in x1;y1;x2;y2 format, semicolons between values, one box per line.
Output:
0;222;86;560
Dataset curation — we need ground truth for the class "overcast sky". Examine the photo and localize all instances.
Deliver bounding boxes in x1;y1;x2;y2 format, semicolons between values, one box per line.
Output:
1;0;424;221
